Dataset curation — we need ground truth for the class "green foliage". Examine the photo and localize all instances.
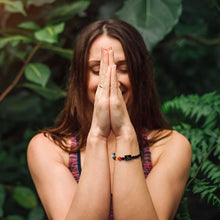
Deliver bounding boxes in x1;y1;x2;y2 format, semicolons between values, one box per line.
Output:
6;215;25;220
1;0;26;15
27;206;45;220
34;23;65;44
116;0;182;51
24;63;51;87
0;0;219;219
48;1;91;22
175;197;191;220
0;185;6;217
22;81;67;100
163;92;220;219
163;92;220;129
13;186;38;209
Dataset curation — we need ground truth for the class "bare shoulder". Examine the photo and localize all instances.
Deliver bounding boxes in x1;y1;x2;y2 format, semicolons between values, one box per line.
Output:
149;130;192;168
27;133;69;168
164;130;192;156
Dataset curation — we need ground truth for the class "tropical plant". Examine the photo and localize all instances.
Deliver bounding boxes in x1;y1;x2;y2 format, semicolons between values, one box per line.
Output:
0;0;219;219
163;92;220;219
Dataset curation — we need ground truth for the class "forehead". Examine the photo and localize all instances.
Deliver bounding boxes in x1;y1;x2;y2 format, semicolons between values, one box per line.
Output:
89;35;125;61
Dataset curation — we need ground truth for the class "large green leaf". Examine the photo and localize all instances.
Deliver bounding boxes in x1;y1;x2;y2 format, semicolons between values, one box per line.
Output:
22;82;67;100
34;23;65;44
24;63;51;87
0;0;26;16
13;186;38;209
18;21;41;30
116;0;182;51
27;0;56;7
48;1;90;21
0;36;32;48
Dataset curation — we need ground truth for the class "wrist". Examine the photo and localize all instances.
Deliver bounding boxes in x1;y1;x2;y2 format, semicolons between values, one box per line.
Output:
115;125;137;142
87;131;108;144
88;126;109;140
115;131;139;156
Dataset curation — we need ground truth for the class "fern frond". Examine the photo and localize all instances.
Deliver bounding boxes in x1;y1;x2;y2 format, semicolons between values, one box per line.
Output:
164;92;220;210
201;160;220;184
192;179;220;207
174;197;191;220
162;92;220;128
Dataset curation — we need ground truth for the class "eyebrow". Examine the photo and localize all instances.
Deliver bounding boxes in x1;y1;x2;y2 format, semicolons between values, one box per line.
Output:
88;60;127;65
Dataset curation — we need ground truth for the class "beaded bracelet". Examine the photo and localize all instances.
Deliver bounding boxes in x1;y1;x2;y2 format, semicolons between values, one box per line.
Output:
111;152;141;161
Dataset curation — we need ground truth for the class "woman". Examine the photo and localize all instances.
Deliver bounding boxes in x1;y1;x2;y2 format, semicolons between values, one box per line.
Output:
27;19;192;220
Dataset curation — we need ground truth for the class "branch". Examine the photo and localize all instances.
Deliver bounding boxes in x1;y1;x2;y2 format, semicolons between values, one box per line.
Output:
0;43;41;102
186;144;218;189
156;35;220;49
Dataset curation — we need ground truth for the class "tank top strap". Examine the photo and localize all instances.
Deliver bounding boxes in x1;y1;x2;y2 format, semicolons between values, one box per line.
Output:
141;129;153;178
69;137;81;183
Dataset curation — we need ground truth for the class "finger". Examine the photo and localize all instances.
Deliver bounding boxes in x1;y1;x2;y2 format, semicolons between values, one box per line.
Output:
110;64;118;97
99;48;108;84
97;65;111;97
109;49;115;66
110;64;125;105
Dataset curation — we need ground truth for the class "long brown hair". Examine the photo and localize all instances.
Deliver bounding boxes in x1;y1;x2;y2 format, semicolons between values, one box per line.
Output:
43;19;172;151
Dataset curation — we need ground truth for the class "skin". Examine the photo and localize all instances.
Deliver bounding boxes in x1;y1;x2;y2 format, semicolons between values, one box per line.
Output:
27;35;192;220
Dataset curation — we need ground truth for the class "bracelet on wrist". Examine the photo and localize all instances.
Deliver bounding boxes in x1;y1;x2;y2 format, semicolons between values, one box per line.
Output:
111;152;141;161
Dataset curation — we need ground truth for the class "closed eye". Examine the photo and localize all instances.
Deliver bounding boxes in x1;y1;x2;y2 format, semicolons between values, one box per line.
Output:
91;69;100;74
117;68;128;74
89;66;100;75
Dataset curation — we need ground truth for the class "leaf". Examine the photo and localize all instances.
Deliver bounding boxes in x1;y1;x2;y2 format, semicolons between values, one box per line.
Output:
6;215;25;220
34;23;65;44
116;0;182;51
175;197;191;220
42;44;73;60
0;36;32;48
27;0;56;7
28;206;45;220
0;185;6;217
22;82;67;100
48;1;90;21
18;21;40;30
0;91;42;123
13;186;38;209
2;0;26;16
24;63;51;87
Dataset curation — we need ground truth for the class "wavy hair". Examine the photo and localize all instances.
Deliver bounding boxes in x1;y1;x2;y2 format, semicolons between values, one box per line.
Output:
43;19;172;152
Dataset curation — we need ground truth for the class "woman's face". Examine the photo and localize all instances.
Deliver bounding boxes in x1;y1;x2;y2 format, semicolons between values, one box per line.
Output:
87;35;133;106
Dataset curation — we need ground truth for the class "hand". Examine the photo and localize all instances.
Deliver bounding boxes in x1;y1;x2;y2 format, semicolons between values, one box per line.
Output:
89;48;111;138
109;51;134;138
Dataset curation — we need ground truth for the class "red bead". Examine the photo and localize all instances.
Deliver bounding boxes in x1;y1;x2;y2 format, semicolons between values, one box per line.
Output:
118;157;122;161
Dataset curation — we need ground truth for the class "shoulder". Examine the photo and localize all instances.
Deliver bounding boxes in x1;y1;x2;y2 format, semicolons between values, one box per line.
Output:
149;130;192;169
27;133;57;158
27;133;70;168
163;130;192;158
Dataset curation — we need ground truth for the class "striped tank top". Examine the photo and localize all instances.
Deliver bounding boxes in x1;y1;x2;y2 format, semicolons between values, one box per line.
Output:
69;133;152;220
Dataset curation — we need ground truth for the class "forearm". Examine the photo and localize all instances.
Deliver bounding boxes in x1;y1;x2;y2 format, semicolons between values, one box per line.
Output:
113;135;158;220
66;135;111;220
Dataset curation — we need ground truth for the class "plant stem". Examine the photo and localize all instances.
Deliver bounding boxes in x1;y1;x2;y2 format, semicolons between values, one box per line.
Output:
186;144;217;188
156;35;220;49
0;43;41;102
